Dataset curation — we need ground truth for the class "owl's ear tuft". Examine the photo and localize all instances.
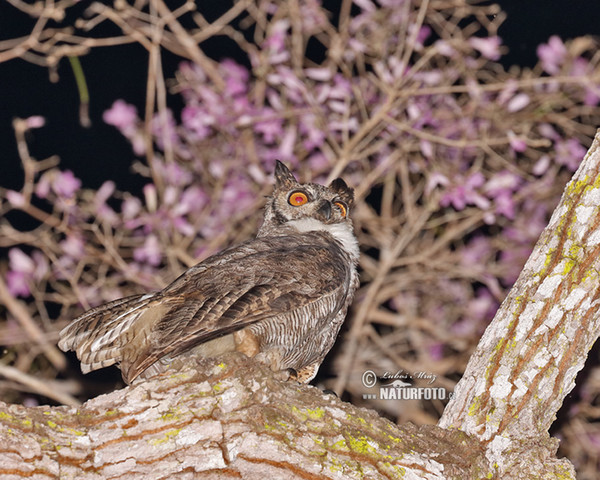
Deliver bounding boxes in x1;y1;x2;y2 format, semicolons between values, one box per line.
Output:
274;160;298;189
330;178;354;206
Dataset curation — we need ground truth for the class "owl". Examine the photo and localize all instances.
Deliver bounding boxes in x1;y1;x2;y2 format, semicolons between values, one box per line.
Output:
58;161;359;384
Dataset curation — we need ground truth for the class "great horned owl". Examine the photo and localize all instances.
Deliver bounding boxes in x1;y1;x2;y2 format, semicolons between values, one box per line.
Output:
58;161;359;384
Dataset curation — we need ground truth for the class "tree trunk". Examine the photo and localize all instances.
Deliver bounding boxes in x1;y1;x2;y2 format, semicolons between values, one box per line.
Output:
4;131;600;479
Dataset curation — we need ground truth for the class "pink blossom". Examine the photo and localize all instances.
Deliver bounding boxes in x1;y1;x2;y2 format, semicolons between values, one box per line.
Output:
181;105;212;140
133;235;162;266
484;171;522;196
497;80;517;105
97;205;118;226
414;70;443;86
353;0;376;11
266;90;283;110
494;192;516;220
96;181;115;205
570;59;600;105
469;36;502;61
499;246;533;285
467;289;497;323
584;87;600;107
157;162;193;187
163;186;178;206
307;153;330;171
300;114;326;151
279;126;296;161
414;25;431;49
25;116;45;129
532;155;551;176
152;109;178;151
555;138;586;171
507;130;527;153
53;170;81;198
506;93;530;112
60;235;86;260
304;68;333;81
504;201;548;244
330;74;352;99
172;217;195;237
5;190;25;207
35;175;51;199
9;248;34;273
264;20;290;64
461;235;491;267
440;172;489;211
221;178;255;212
425;172;449;195
538;123;560;141
255;116;284;143
103;100;138;131
122;196;142;220
131;132;146;156
178;186;208;215
536;35;567;75
6;271;30;297
270;67;306;101
428;342;444;361
451;288;497;336
328;117;359;133
221;59;249;97
6;248;49;297
435;40;456;57
420;140;434;159
570;57;589;77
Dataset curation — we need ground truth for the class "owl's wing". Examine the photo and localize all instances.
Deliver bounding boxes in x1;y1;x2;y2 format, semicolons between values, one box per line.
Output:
59;234;352;383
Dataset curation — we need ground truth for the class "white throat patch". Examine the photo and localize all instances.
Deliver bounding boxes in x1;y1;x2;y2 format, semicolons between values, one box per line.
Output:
287;218;359;261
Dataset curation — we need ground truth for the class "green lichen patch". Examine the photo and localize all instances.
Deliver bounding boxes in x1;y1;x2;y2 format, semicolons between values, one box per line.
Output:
148;428;181;446
291;405;325;422
159;407;182;422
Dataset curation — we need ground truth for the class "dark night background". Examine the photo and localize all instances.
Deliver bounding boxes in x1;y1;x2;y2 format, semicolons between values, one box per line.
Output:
1;1;600;198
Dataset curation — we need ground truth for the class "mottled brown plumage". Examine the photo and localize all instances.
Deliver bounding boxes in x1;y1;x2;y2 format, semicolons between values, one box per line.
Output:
58;161;359;384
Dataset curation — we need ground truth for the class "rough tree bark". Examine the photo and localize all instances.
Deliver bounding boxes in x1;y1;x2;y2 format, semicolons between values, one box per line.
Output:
3;131;600;479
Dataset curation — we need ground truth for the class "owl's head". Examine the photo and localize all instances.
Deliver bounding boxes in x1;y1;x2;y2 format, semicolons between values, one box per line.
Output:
259;161;355;238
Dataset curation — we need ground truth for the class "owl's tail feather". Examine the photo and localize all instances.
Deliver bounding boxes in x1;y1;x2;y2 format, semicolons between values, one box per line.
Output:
58;293;155;374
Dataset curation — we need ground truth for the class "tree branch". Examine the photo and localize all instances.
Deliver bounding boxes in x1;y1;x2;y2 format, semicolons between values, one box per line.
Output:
0;353;485;479
440;128;600;477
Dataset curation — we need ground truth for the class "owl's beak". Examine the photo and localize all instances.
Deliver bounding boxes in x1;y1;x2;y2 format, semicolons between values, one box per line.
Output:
316;200;332;220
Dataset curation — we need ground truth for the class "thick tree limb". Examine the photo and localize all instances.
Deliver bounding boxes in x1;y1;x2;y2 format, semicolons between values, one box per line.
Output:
440;129;600;477
0;353;485;479
4;131;600;478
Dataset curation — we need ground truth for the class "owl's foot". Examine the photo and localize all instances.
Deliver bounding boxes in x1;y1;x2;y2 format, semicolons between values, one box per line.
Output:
271;366;314;383
290;363;320;383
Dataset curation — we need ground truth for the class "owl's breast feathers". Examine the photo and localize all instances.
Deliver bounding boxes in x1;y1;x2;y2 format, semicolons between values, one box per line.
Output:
58;230;358;384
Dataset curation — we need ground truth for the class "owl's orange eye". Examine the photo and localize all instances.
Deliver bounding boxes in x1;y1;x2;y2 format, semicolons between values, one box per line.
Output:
334;201;348;218
289;191;309;206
